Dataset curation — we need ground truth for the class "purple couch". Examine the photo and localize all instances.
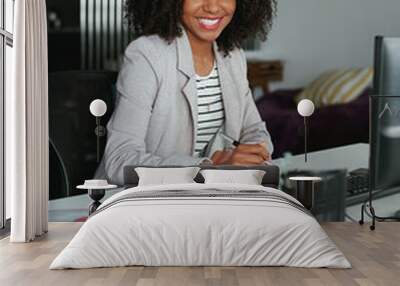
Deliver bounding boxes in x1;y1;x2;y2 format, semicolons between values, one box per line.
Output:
256;89;370;159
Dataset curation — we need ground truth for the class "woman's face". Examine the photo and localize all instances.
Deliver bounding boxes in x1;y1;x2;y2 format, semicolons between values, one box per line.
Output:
181;0;236;44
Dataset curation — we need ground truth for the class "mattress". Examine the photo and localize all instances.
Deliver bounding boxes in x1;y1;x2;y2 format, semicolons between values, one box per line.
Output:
50;183;351;269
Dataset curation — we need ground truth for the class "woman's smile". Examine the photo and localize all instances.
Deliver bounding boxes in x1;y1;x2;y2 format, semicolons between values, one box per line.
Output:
197;17;223;31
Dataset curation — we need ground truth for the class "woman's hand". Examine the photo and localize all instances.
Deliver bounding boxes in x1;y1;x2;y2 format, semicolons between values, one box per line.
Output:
211;143;271;165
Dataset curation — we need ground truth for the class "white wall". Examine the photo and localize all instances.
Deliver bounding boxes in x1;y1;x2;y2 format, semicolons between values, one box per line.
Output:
246;0;400;90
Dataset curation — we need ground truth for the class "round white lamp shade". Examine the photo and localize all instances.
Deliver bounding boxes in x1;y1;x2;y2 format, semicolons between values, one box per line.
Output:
90;99;107;117
297;99;315;117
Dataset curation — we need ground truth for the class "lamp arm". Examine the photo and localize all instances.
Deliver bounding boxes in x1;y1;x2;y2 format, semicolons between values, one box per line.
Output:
304;117;308;163
96;117;100;163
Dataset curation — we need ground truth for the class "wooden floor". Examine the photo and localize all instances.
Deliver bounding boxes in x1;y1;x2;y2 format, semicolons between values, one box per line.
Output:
0;222;399;286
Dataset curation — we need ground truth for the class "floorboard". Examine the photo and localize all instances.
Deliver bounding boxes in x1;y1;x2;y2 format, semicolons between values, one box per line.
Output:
0;222;399;286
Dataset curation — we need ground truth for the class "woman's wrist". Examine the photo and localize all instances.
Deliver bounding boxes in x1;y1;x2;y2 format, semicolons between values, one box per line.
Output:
210;150;233;165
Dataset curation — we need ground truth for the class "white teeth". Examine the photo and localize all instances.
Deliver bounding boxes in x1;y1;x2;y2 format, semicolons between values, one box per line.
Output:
199;18;220;26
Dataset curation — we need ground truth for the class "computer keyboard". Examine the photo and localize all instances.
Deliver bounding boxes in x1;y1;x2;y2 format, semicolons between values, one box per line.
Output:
347;168;369;197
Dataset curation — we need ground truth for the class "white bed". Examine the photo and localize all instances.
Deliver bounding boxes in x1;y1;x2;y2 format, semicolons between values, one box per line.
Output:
50;183;351;269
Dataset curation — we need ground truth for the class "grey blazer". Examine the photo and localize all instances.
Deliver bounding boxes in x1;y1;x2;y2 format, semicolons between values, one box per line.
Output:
97;29;273;185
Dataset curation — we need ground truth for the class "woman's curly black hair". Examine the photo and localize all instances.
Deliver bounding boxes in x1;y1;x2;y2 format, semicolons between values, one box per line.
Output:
125;0;277;55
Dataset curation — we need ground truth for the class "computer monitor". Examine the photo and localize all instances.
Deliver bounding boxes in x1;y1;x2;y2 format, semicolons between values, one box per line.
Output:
370;36;400;194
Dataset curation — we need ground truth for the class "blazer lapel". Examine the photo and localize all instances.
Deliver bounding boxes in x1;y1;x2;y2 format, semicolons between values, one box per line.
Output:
176;30;243;153
177;31;198;152
213;43;241;141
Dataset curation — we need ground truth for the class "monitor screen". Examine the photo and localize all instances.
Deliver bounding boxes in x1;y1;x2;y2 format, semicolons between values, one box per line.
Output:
370;36;400;193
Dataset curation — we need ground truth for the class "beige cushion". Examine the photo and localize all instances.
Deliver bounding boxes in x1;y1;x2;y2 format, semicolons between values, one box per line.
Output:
296;67;373;107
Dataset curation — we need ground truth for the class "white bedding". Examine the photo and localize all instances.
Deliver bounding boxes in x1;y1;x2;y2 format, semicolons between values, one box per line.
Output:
50;183;351;269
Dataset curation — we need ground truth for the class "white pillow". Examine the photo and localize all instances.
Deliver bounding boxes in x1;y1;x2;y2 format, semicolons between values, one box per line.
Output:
200;169;266;185
135;167;200;186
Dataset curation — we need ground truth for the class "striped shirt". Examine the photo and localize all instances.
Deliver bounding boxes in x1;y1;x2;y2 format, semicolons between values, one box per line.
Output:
194;63;225;157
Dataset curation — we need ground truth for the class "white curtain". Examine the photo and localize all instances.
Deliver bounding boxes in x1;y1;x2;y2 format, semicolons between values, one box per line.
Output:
7;0;49;242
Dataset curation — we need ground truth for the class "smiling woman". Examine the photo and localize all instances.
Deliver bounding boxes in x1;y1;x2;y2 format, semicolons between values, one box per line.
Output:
97;0;277;184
